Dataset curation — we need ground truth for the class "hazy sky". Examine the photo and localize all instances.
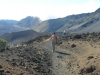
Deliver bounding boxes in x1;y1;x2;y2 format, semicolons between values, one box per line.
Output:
0;0;100;21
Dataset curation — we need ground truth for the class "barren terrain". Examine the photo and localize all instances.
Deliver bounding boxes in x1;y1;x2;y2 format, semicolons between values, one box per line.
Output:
0;32;100;75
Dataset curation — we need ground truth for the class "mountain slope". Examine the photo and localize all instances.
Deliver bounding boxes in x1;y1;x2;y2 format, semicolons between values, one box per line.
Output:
0;16;41;36
0;20;22;35
1;8;100;34
0;20;18;28
75;17;100;33
0;20;18;24
33;8;100;33
0;30;42;45
15;16;41;28
32;13;92;32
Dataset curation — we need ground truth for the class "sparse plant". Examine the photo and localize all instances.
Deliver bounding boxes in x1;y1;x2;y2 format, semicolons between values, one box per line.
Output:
0;38;7;49
70;32;74;36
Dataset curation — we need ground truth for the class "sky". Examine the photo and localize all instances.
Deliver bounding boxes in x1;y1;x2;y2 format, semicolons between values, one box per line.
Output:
0;0;100;21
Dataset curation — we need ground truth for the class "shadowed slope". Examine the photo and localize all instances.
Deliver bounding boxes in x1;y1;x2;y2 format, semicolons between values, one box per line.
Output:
0;30;42;45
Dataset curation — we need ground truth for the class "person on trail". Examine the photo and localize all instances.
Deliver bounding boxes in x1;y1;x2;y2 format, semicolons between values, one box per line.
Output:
63;30;66;35
49;32;58;52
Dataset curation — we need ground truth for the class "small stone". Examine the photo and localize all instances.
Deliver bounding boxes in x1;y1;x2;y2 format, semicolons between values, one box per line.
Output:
87;56;94;60
77;66;80;68
94;56;98;59
71;44;76;48
0;65;2;69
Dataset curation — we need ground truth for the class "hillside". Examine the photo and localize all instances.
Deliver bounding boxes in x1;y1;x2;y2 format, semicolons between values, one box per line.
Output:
0;32;100;75
15;16;41;28
0;17;41;36
33;8;100;33
1;8;100;35
0;20;18;24
0;8;100;36
0;30;43;45
0;20;27;36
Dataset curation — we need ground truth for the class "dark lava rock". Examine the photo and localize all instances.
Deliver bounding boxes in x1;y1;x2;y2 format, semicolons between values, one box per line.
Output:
71;44;76;48
87;56;94;60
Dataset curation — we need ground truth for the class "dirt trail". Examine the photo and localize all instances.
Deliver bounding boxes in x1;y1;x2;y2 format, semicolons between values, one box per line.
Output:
51;51;77;75
39;39;100;75
39;40;77;75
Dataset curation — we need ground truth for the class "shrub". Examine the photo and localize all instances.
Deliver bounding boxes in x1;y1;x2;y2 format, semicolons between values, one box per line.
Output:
0;38;7;49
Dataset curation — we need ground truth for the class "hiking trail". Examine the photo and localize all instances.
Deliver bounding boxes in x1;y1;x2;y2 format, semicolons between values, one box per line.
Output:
39;40;78;75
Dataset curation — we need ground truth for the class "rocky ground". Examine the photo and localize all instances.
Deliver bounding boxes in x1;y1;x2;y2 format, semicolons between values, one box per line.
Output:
0;44;53;75
0;32;100;75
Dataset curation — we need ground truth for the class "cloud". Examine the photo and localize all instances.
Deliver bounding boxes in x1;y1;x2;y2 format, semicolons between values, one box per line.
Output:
48;0;99;19
31;0;100;20
0;0;99;20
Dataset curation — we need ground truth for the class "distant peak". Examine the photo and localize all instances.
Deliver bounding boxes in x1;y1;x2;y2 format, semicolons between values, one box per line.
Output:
95;7;100;13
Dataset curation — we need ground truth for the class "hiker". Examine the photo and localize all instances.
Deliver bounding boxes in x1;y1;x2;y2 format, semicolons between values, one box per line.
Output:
63;30;66;35
49;32;58;52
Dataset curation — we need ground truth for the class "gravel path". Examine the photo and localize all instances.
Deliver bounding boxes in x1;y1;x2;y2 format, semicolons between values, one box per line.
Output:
39;40;78;75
